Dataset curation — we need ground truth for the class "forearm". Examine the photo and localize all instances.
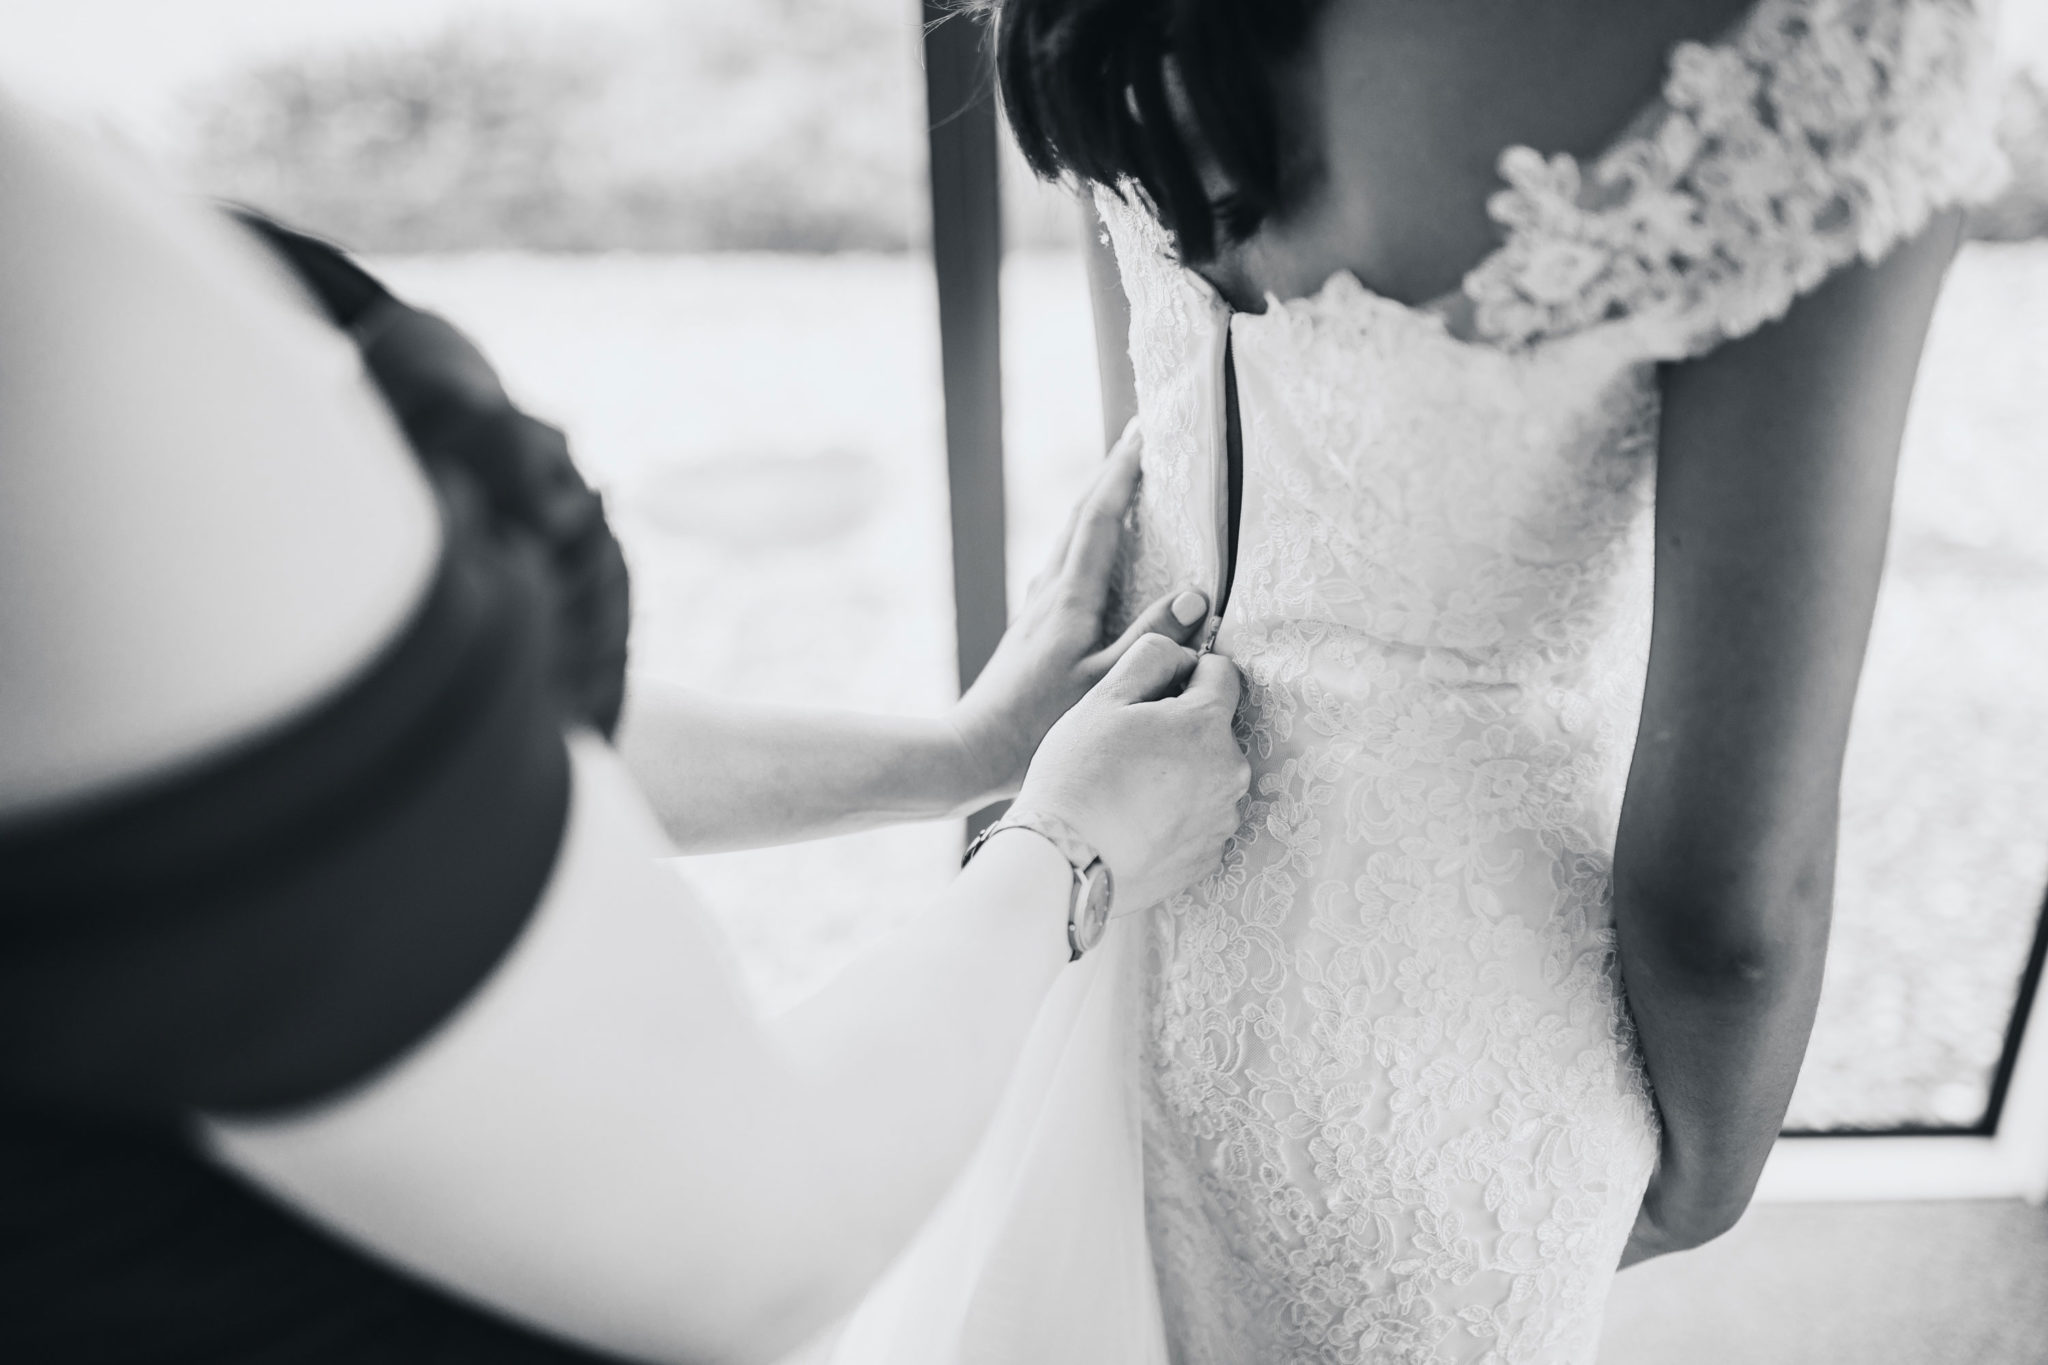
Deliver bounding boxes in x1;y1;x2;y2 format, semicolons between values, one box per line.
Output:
1615;218;1960;1255
205;745;1076;1365
1614;871;1832;1245
1612;674;1845;1249
562;829;1075;1360
614;674;991;852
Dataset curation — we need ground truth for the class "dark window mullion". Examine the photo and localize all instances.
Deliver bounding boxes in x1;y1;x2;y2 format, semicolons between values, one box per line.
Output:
921;5;1008;837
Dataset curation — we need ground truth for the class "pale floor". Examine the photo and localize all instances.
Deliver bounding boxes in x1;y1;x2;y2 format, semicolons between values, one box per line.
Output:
770;1199;2048;1363
1599;1199;2048;1364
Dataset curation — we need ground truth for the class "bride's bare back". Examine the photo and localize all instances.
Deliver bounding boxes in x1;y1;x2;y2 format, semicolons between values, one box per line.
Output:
1207;0;1760;310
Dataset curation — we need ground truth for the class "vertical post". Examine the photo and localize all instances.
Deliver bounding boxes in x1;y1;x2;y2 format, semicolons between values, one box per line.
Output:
1982;883;2048;1134
922;4;1008;836
922;3;1007;696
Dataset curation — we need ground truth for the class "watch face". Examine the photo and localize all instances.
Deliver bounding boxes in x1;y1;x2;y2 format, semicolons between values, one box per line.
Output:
1070;861;1114;957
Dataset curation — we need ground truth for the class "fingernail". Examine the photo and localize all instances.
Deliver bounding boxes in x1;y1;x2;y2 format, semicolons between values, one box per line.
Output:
1170;590;1208;626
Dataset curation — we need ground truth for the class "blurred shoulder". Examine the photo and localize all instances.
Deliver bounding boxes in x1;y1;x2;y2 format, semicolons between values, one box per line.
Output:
0;99;439;819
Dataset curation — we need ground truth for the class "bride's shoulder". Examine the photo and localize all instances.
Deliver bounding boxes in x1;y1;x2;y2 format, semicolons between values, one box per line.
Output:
1284;0;2004;353
1449;0;2009;355
0;102;441;820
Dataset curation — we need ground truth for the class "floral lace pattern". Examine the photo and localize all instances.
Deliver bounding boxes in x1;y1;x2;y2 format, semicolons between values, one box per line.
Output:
1098;3;1999;1361
1465;0;2004;354
1105;198;1663;1365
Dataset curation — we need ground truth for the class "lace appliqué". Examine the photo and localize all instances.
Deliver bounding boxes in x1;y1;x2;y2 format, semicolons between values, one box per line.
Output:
1103;226;1666;1361
1095;191;1227;628
1465;0;2005;355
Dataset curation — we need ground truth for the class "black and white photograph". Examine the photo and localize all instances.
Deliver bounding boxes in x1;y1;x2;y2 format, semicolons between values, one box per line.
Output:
2;1;2046;1362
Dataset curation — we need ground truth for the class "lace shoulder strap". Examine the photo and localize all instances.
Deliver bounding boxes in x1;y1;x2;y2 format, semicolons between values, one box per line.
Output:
1463;0;2007;358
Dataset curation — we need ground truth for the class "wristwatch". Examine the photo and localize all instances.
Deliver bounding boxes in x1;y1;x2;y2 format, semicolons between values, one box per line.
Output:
963;811;1115;961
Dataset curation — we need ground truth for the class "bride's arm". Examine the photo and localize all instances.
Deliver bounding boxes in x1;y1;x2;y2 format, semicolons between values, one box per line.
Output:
614;436;1212;854
1615;211;1965;1262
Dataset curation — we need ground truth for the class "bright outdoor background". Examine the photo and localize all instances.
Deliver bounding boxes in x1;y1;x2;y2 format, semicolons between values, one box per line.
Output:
4;0;2047;1133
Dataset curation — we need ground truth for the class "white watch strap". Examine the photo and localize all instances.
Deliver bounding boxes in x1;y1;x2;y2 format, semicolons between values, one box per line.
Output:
962;811;1113;960
985;810;1099;877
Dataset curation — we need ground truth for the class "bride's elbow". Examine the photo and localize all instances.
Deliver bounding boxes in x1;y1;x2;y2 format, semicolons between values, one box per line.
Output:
1614;807;1840;993
1645;934;1800;996
1616;883;1832;999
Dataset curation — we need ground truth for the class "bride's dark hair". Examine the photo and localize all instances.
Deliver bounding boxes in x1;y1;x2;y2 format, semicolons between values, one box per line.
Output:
984;0;1323;264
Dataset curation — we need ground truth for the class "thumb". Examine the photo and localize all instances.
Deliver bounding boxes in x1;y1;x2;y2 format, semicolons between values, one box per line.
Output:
1175;651;1244;712
1090;587;1209;670
1096;632;1196;705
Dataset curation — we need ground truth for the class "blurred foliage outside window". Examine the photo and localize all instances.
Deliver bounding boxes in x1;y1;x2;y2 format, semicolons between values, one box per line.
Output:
183;0;1077;254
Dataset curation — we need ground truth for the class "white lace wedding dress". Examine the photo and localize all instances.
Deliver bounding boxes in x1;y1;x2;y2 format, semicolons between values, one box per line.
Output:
826;2;2005;1362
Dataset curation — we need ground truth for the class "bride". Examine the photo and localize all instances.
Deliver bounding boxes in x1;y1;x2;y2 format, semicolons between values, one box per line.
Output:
829;0;2006;1361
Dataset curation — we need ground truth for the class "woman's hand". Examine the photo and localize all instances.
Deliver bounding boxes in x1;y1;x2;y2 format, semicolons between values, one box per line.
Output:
1009;634;1249;911
948;425;1213;807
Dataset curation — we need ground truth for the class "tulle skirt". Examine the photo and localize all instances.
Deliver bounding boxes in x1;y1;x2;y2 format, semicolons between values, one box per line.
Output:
820;910;1167;1365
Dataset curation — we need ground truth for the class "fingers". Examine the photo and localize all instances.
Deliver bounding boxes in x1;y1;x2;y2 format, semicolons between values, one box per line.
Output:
1032;424;1143;600
1177;651;1244;713
1060;426;1145;589
1110;413;1142;453
1034;486;1091;596
1096;632;1196;705
1094;587;1209;667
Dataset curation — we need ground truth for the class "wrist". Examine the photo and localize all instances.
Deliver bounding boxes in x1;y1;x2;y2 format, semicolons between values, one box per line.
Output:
972;807;1121;962
956;825;1077;953
940;705;1018;813
1007;778;1116;862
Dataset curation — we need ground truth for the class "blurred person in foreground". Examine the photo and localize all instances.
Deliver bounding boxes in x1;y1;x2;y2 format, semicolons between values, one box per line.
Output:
0;97;1250;1364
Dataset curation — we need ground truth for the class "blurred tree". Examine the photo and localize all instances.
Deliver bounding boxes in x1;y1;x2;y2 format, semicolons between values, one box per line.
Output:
564;0;926;251
186;2;936;253
190;26;601;250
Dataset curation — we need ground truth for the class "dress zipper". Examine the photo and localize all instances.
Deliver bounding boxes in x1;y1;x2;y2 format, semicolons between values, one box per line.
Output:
1202;326;1242;655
